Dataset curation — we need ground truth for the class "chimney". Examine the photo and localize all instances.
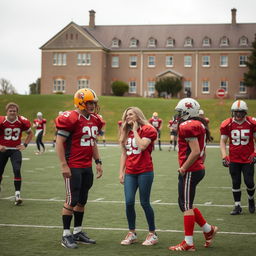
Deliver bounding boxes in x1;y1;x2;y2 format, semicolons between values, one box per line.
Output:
231;8;237;25
89;10;96;29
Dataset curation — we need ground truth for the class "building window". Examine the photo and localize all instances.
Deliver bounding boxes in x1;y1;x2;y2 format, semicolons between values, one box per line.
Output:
184;37;193;47
147;81;155;96
202;37;211;47
129;81;137;93
220;80;228;92
78;79;89;89
202;80;210;94
130;38;138;48
239;81;247;93
239;55;248;67
239;36;248;46
166;38;175;47
220;36;229;47
77;53;91;66
148;38;156;47
202;56;210;67
53;79;65;92
129;56;137;67
111;38;120;48
111;56;119;68
148;56;155;67
220;55;228;67
183;80;192;93
184;55;192;67
166;56;173;67
53;53;67;66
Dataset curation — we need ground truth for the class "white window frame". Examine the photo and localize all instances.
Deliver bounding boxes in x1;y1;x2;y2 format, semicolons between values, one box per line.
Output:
220;55;228;67
202;80;210;94
111;39;120;48
239;81;247;93
183;80;192;93
202;55;210;67
239;37;248;46
148;56;155;67
77;79;89;89
165;56;173;67
147;81;155;96
111;56;119;68
220;37;229;47
53;79;65;93
184;55;192;67
239;55;248;67
184;38;193;47
53;53;67;66
202;37;211;47
166;38;174;47
130;39;138;48
77;53;91;66
129;81;137;93
148;38;156;48
129;56;137;68
220;80;228;92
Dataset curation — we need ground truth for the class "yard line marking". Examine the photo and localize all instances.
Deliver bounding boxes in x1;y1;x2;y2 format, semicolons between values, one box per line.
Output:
153;200;162;203
2;196;14;200
0;197;241;207
22;158;30;160
0;223;255;236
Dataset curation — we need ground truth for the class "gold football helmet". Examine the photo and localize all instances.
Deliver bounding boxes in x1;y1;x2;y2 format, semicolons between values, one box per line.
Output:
74;88;99;112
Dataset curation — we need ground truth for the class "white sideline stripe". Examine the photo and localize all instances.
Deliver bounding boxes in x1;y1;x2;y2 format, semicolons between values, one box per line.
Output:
0;223;255;236
153;200;162;203
0;197;240;207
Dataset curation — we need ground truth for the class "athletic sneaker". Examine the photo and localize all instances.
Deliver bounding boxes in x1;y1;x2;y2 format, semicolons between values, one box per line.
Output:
61;235;78;249
15;194;22;206
230;205;242;215
121;232;137;245
142;232;158;246
248;199;255;213
73;231;96;244
169;240;195;251
204;225;218;248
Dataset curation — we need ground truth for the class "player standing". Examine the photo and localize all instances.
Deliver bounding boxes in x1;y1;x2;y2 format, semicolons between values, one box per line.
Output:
148;112;162;151
168;115;179;151
119;107;158;246
169;98;217;252
55;88;103;249
220;100;256;215
33;112;46;154
0;102;33;205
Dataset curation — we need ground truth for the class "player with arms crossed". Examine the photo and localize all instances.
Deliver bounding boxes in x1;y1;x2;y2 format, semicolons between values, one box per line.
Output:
55;89;103;249
148;112;163;151
220;100;256;215
169;98;217;252
0;102;33;205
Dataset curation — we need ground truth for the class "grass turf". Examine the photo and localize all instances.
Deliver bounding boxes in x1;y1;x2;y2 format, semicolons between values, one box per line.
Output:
0;145;255;256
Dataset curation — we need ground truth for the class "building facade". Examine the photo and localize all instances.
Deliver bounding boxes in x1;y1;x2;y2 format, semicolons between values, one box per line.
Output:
40;9;256;98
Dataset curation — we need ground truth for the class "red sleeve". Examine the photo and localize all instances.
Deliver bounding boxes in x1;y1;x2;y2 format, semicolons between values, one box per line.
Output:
55;111;77;132
148;118;153;124
247;116;256;133
141;125;157;141
43;119;47;124
159;119;163;125
20;116;31;131
179;121;202;138
220;118;232;136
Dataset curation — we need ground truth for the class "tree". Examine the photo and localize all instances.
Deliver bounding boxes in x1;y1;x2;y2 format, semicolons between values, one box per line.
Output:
29;78;41;94
244;38;256;88
0;78;17;95
111;80;129;96
155;77;182;97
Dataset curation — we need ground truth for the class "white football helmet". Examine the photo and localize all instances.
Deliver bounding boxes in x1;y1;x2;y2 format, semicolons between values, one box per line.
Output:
175;98;200;120
231;100;248;112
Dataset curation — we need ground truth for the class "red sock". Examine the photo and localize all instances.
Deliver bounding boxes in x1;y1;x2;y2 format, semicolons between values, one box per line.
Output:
193;208;206;227
184;215;195;236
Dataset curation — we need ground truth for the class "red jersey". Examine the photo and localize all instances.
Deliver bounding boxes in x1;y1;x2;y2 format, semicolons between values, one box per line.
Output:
55;110;103;168
148;118;162;131
125;125;157;174
0;116;31;148
169;119;178;131
220;116;256;163
33;118;46;130
178;120;206;172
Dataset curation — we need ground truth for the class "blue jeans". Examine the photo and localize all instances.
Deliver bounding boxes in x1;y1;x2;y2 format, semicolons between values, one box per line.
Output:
124;171;155;231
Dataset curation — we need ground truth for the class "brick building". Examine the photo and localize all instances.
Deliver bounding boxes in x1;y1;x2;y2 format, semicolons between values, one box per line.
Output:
40;9;256;98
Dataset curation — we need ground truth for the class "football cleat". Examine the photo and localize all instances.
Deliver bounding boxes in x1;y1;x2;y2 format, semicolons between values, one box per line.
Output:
61;235;78;249
121;232;137;245
15;194;22;206
73;231;96;244
248;198;255;214
169;240;195;251
204;225;218;248
142;232;158;246
230;205;242;215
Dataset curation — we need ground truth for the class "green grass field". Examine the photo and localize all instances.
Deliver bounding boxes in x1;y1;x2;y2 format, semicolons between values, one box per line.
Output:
0;145;255;256
0;95;256;143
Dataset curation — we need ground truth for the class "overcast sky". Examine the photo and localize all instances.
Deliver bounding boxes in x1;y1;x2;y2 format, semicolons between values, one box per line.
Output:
0;0;256;94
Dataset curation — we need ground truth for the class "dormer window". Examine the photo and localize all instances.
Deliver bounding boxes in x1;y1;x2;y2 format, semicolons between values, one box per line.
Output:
112;38;120;48
130;38;138;48
148;38;156;48
202;37;211;47
184;37;193;47
220;36;229;47
166;38;175;47
239;36;248;46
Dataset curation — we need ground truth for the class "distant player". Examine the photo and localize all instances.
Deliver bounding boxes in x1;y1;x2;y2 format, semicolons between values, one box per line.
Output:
148;112;163;151
168;115;179;151
0;102;33;205
169;98;217;252
55;88;103;249
220;100;256;215
97;115;106;146
33;112;46;154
